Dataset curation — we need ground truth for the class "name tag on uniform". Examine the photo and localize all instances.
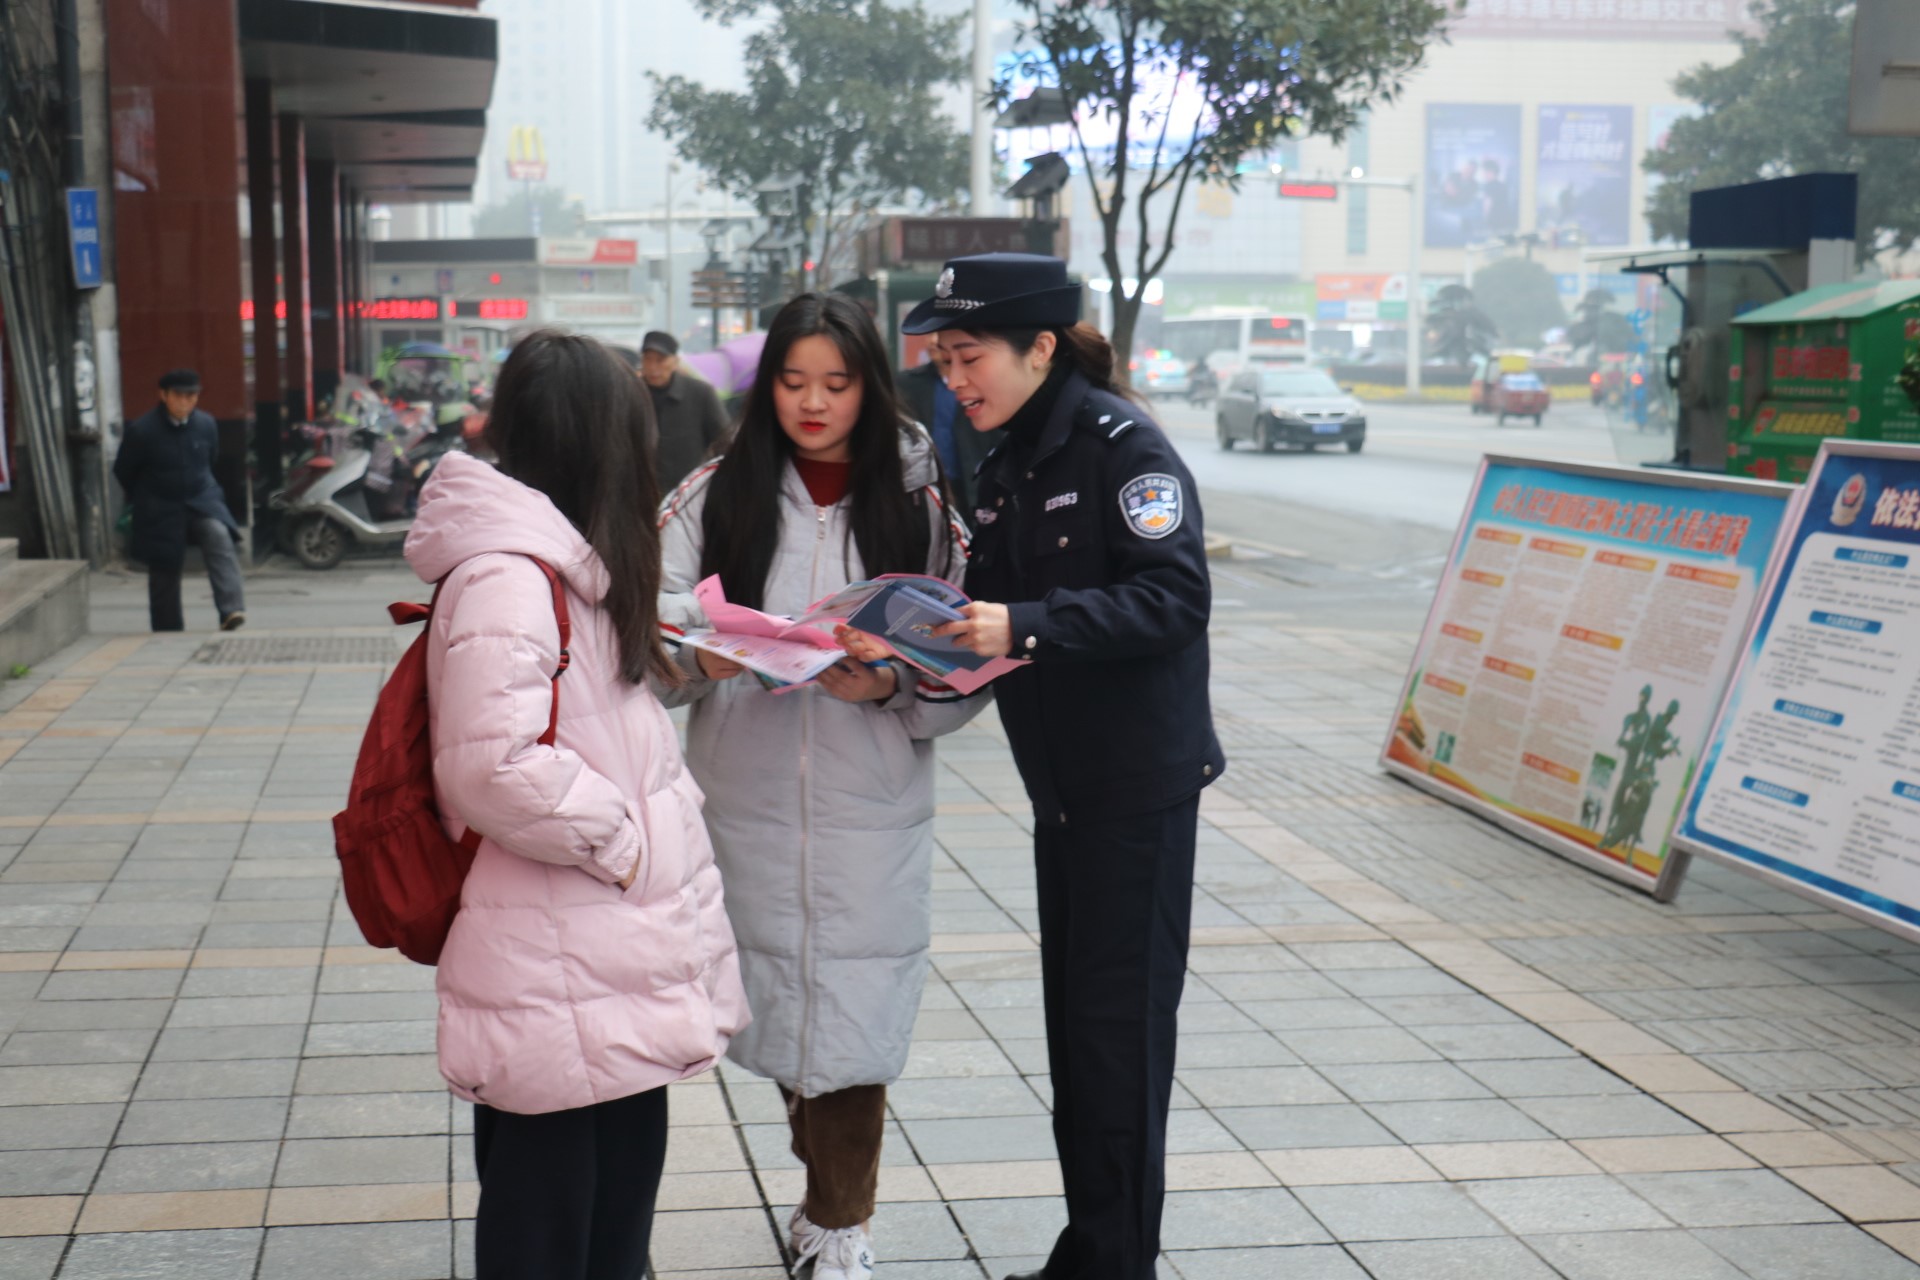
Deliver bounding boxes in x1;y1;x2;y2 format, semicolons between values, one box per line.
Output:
1044;491;1078;513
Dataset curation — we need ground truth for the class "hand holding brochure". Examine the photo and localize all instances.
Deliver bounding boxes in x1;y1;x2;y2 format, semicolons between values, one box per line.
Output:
802;573;1025;696
674;574;1022;696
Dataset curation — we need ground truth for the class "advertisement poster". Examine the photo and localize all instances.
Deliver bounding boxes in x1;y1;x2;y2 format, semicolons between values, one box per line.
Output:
1536;106;1633;248
1426;105;1521;249
1383;458;1793;897
1316;274;1408;323
1676;442;1920;941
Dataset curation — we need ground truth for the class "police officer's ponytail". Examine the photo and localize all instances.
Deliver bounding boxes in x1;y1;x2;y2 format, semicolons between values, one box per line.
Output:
972;323;1143;405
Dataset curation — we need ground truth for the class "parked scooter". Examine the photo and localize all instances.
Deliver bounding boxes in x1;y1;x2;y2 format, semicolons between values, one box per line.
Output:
271;378;468;569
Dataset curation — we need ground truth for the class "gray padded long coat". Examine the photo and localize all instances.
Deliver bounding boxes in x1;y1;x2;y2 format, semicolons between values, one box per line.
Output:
657;429;983;1096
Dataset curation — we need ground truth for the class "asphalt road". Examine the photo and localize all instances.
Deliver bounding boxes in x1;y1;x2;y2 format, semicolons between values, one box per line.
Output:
1152;392;1679;631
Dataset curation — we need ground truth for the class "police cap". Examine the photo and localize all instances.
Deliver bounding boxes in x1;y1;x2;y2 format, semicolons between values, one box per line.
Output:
901;253;1081;334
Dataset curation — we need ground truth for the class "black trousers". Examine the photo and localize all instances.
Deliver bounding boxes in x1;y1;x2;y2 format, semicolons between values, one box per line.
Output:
1034;795;1198;1280
472;1086;669;1280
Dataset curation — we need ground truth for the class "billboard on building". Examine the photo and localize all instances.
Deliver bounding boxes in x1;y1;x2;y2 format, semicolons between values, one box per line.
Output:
1446;0;1759;41
1536;105;1634;248
1425;105;1521;249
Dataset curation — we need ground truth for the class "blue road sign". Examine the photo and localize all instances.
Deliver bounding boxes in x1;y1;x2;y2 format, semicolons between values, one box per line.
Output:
66;188;102;289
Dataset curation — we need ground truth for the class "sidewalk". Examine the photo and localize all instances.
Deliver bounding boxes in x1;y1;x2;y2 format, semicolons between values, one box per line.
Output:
3;563;1920;1279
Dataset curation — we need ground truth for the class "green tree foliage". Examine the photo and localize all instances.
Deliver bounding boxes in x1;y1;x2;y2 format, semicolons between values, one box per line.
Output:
1644;0;1920;255
1472;256;1566;351
647;0;968;289
1005;0;1451;374
1425;283;1497;365
473;186;584;238
1567;288;1634;358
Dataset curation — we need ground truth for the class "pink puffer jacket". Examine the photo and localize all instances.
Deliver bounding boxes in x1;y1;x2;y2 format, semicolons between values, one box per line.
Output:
405;453;748;1115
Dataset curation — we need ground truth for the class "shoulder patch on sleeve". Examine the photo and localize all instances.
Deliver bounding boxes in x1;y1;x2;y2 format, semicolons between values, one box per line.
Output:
1118;473;1183;539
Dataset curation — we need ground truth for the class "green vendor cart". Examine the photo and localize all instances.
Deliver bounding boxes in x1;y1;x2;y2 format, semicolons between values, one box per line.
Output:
1726;278;1920;485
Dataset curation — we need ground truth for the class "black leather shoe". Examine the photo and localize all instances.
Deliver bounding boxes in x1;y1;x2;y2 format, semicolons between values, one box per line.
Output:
1003;1273;1046;1280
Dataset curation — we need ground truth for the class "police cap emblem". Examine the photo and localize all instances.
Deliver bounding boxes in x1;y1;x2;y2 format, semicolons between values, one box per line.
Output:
935;267;955;299
1119;473;1182;539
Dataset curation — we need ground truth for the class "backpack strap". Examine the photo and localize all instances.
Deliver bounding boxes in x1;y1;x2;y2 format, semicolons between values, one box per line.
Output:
445;558;572;857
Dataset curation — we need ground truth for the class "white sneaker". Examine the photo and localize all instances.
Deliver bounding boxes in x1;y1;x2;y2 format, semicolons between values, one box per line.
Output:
789;1204;825;1260
809;1222;875;1280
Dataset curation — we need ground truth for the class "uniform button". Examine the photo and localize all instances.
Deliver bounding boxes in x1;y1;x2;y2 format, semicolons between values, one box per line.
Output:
1059;811;1067;823
1024;635;1037;651
1202;764;1214;777
1025;471;1034;479
996;497;1005;507
1057;535;1069;548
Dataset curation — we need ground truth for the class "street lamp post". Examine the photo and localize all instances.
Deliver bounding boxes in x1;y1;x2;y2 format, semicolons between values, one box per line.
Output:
1341;171;1423;398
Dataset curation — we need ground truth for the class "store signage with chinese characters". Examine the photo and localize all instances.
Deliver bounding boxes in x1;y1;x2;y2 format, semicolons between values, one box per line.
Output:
358;298;442;321
1447;0;1759;40
894;218;1036;263
453;298;530;321
538;238;639;267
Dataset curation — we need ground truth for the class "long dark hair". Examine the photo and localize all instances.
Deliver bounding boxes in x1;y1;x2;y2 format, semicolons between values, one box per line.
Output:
484;329;676;685
701;292;942;609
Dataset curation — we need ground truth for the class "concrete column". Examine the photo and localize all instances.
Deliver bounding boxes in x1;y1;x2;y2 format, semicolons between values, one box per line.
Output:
277;114;311;426
243;79;282;464
307;158;343;410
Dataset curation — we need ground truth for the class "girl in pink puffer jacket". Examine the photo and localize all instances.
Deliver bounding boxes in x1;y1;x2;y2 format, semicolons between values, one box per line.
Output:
404;330;747;1280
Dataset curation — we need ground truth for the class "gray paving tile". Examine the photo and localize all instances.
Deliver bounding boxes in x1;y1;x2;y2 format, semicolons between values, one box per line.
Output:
301;1020;437;1057
0;1236;65;1280
35;970;184;1001
0;1102;123;1151
0;1062;139;1107
1167;1245;1366;1280
1523;1229;1749;1280
1349;1235;1561;1280
284;1091;451;1139
1695;1225;1920;1280
648;1207;784;1270
1458;1058;1638;1098
1366;1099;1554;1145
274;1133;452;1188
94;1140;280;1192
883;1075;1045;1120
177;966;317;998
150;1024;308;1062
0;1144;103;1195
1160;1187;1331;1249
165;994;313;1028
1213;1103;1399;1150
1463;1174;1671;1234
1174;1031;1299;1068
1413;1024;1580;1060
1512;1094;1701;1139
0;1027;157;1066
56;1227;261;1280
1237;997;1393;1031
116;1096;289;1144
1620;1169;1841;1228
948;1196;1066;1258
257;1221;451;1280
1179;1066;1344;1108
132;1057;298;1101
1315;1062;1493;1103
1293;1181;1507;1242
13;999;169;1032
898;1114;1058;1164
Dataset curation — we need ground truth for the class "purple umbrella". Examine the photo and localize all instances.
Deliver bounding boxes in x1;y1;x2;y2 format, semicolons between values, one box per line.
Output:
681;332;767;397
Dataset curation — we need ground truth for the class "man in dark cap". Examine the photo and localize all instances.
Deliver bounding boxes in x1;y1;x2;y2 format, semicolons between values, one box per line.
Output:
114;369;245;631
636;330;728;491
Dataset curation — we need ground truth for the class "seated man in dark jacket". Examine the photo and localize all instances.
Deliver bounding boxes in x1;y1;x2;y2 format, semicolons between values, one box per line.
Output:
113;368;245;632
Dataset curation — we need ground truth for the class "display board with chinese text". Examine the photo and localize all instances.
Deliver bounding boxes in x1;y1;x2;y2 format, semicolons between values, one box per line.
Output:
1383;458;1793;898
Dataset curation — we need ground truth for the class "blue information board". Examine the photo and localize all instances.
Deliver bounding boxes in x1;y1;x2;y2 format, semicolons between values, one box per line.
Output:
1675;440;1920;942
66;188;102;289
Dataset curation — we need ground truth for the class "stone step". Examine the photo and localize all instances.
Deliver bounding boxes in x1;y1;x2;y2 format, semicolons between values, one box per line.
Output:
0;555;89;673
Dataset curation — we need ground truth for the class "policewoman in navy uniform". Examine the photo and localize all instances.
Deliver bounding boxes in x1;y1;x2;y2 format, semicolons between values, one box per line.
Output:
902;255;1223;1280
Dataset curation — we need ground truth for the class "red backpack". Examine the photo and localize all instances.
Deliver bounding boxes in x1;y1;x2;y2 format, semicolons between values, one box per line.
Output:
333;558;570;965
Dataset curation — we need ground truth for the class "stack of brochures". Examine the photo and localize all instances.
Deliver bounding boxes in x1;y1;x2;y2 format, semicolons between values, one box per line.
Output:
668;574;1023;695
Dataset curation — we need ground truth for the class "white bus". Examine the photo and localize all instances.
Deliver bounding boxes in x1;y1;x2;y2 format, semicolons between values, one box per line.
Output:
1161;311;1312;371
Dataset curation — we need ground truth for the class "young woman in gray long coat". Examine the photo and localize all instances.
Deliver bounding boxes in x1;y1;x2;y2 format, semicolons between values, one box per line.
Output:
657;294;982;1280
